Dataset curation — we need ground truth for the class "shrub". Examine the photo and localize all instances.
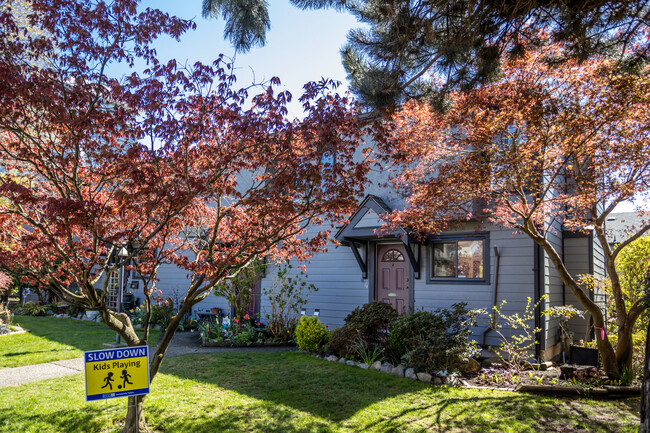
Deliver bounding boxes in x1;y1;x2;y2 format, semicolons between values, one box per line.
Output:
295;316;329;352
264;263;317;341
0;304;12;325
130;305;146;325
327;323;363;358
351;337;385;365
151;298;174;328
215;259;265;331
345;301;397;348
326;302;398;359
198;321;226;343
390;303;479;373
21;302;48;316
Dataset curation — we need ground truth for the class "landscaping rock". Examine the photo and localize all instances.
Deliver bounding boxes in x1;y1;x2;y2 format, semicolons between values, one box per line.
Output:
392;364;405;378
405;368;417;380
380;362;393;373
445;373;462;387
346;360;356;366
456;358;481;375
339;357;346;364
370;361;382;371
358;363;369;369
481;357;505;368
432;376;443;385
479;348;500;360
531;361;553;371
416;372;432;383
326;355;338;362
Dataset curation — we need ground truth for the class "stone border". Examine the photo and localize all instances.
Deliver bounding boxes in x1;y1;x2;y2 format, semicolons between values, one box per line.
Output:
319;355;463;386
315;353;641;399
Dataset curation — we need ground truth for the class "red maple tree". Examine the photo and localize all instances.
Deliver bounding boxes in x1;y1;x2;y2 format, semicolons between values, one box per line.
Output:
0;1;369;431
384;41;650;380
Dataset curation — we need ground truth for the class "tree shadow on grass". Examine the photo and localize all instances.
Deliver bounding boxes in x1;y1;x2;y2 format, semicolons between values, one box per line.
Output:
355;393;639;433
0;404;109;433
146;401;337;433
159;352;431;423
159;353;639;433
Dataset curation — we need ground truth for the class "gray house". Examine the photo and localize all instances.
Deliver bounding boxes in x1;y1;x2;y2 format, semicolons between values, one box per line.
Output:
105;167;608;363
251;193;605;361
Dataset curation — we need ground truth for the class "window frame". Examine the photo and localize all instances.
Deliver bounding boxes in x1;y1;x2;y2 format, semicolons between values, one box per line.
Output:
427;233;490;285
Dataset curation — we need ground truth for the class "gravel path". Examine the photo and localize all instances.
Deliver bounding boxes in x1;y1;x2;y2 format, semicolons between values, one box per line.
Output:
0;330;296;388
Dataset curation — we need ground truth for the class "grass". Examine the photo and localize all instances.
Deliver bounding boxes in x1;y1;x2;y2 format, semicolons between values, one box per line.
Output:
0;316;161;368
0;352;640;432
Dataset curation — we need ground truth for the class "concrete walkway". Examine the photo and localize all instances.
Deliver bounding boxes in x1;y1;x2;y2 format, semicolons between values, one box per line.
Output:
0;330;296;389
0;358;84;388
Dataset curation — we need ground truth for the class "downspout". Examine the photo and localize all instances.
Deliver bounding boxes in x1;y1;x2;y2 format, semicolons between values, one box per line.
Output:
481;246;500;346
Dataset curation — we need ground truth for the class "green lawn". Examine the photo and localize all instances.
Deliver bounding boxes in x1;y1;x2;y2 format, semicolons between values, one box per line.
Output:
0;352;639;432
0;316;160;368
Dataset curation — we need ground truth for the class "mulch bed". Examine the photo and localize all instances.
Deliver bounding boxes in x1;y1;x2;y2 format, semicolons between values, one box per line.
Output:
462;365;641;399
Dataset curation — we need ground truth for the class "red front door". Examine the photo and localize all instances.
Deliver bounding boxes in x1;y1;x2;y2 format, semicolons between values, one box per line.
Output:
376;244;410;314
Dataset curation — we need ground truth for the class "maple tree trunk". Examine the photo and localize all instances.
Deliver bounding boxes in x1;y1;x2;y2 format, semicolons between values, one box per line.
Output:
122;395;148;433
616;325;635;373
535;236;622;379
118;300;193;433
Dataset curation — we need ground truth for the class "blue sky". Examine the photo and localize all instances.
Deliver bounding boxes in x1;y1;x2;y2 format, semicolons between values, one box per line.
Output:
126;1;360;118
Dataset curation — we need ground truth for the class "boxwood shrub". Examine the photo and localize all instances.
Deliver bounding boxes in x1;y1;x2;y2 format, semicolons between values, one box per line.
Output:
295;315;329;353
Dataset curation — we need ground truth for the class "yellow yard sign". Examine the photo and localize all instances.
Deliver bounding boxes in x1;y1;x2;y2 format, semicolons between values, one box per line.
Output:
84;346;150;401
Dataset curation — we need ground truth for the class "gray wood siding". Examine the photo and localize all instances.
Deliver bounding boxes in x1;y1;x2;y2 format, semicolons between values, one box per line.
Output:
543;223;564;351
563;236;593;341
259;226;369;328
414;224;536;347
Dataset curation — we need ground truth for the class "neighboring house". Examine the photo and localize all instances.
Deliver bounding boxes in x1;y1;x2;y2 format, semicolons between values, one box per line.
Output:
102;156;607;363
604;211;647;247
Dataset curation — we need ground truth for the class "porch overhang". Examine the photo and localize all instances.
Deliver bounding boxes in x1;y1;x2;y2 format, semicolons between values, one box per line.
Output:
334;195;421;279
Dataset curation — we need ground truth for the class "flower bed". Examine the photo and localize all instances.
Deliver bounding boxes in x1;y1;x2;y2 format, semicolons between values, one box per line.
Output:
199;314;295;347
201;340;296;348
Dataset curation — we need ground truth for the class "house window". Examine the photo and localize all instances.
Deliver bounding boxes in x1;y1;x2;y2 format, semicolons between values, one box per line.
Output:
428;234;489;283
382;249;405;262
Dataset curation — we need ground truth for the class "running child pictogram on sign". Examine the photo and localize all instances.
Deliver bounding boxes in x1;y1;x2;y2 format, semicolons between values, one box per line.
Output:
84;346;150;401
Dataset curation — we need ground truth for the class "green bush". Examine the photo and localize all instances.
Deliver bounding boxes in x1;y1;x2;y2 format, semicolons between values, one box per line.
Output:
295;316;329;352
390;303;479;373
21;302;48;316
151;298;174;328
327;323;362;358
347;301;398;349
326;302;398;359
